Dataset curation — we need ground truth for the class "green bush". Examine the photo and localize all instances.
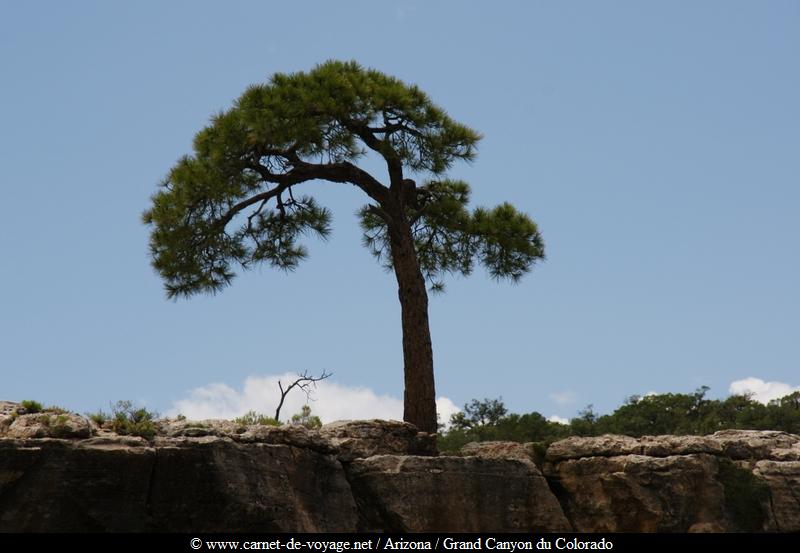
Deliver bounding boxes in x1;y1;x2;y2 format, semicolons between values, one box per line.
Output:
108;401;158;440
290;405;322;429
20;400;43;414
87;411;109;426
234;410;279;426
437;398;571;453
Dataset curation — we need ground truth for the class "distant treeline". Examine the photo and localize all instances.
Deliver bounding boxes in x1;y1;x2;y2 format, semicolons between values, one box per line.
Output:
438;387;800;452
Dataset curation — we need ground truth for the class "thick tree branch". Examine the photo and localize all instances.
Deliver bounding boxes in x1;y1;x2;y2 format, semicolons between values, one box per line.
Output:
340;116;404;189
213;160;388;232
291;159;389;203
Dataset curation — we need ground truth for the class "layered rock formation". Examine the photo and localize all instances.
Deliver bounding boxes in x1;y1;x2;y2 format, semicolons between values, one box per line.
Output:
1;401;798;532
544;431;800;532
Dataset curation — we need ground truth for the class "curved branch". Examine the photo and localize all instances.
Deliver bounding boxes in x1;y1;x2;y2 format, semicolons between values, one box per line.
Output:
340;116;404;188
215;183;290;231
274;370;333;421
213;160;389;232
291;160;388;203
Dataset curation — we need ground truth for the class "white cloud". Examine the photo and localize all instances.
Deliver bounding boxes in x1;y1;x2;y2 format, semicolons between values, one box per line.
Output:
549;390;577;406
436;397;461;430
548;415;569;425
170;373;458;427
729;377;800;404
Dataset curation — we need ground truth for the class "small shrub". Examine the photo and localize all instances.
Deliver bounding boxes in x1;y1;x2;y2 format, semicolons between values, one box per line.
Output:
175;414;187;421
45;405;69;415
87;411;109;426
290;405;322;429
20;400;43;414
234;410;279;426
109;401;158;440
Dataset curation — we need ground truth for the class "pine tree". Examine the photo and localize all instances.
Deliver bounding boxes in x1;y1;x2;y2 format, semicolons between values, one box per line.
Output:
142;61;545;433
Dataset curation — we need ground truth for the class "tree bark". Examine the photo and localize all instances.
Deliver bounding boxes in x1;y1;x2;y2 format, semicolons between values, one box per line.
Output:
388;219;437;434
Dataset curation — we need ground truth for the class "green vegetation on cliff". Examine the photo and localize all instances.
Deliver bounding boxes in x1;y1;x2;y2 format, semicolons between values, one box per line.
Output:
438;388;800;452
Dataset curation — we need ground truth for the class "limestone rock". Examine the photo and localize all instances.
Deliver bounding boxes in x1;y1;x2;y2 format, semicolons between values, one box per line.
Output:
6;413;92;439
708;430;800;460
546;430;800;462
460;441;539;463
144;438;357;532
543;431;800;532
545;453;730;532
767;445;800;462
78;434;151;449
319;419;436;461
346;454;572;532
0;402;17;435
158;418;244;438
754;460;800;532
235;424;334;453
639;435;723;457
0;435;356;532
546;434;643;461
1;400;799;533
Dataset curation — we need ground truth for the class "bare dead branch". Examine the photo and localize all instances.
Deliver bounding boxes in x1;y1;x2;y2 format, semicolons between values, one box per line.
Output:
274;369;333;422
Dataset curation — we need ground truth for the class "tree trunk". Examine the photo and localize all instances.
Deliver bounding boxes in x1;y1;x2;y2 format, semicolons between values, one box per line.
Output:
389;220;438;434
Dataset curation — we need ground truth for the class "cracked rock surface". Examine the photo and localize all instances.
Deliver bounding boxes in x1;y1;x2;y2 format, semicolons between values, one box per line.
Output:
1;402;798;532
543;431;800;532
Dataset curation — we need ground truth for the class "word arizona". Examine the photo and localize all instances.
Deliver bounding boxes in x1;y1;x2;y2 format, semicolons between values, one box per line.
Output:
384;539;432;550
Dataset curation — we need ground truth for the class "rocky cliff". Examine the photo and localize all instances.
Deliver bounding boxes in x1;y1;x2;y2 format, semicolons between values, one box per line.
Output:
1;401;798;532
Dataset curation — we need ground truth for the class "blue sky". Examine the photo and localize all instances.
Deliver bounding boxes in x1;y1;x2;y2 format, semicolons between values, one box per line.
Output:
1;1;798;423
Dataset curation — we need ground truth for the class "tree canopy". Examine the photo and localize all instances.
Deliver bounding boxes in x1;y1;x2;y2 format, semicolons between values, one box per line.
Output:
143;60;543;296
143;61;545;432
